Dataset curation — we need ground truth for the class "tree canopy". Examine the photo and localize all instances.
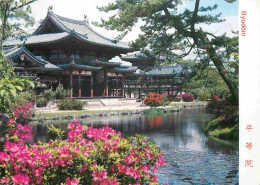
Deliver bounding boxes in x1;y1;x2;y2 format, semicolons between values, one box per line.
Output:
0;0;37;48
96;0;238;102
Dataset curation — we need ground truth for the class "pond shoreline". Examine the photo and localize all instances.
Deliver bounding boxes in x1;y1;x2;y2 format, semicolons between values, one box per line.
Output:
32;102;206;121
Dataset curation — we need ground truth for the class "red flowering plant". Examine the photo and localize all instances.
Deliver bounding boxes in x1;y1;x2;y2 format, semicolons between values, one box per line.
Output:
177;93;194;102
0;120;167;185
206;95;224;116
144;93;163;107
12;102;34;125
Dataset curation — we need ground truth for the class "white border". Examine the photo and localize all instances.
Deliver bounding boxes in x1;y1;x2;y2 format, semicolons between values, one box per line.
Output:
240;0;260;184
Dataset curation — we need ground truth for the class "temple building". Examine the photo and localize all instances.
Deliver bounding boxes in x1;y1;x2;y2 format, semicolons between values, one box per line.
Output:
3;9;187;99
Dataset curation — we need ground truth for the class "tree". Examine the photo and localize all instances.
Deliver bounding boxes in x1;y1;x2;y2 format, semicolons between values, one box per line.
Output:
96;0;239;102
0;0;37;48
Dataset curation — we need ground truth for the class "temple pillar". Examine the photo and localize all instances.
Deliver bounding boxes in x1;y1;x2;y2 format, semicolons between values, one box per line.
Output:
78;74;82;98
90;71;93;97
105;72;108;97
116;75;119;96
112;79;115;97
70;71;73;98
121;76;125;97
128;89;131;98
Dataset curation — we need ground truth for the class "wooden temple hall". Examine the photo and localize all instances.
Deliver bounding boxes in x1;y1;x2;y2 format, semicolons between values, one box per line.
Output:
3;9;187;99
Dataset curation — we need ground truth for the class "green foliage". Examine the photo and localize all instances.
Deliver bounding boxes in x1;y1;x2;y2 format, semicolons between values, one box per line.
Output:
39;85;69;104
47;124;65;140
203;113;238;140
0;77;35;116
14;90;36;106
58;98;85;110
97;0;239;102
36;97;47;107
41;88;56;102
159;96;171;106
208;124;238;140
184;68;230;100
0;51;14;79
55;84;69;99
0;0;37;45
203;117;223;133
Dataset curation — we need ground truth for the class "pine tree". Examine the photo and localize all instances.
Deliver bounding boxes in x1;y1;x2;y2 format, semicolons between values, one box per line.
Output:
96;0;238;103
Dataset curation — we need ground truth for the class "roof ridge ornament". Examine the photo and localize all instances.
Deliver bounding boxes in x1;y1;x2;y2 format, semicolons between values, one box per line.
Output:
48;6;53;12
84;14;89;24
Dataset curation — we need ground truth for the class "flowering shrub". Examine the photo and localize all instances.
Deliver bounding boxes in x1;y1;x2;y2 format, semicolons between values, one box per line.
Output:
12;102;34;120
7;119;33;143
12;102;34;125
0;120;167;185
206;96;223;116
177;93;194;102
161;92;175;96
144;93;163;107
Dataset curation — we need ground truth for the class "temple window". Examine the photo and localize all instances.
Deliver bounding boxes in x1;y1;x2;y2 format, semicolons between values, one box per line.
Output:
71;51;80;59
50;49;66;59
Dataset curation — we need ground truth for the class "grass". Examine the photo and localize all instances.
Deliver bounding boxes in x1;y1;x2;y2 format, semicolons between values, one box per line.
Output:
203;117;238;140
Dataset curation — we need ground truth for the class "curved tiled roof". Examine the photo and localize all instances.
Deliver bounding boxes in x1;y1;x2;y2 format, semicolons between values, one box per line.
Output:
108;66;137;73
3;32;69;46
4;46;47;65
4;46;61;70
147;65;185;76
56;63;102;71
32;11;132;50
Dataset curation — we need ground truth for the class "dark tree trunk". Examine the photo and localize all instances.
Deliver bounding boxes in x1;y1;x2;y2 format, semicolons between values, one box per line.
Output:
203;36;239;103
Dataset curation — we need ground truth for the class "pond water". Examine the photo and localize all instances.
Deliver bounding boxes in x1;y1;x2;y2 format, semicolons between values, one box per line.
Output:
30;107;238;185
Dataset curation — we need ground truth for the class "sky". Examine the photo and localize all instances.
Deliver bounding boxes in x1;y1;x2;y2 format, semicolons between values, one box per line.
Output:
29;0;239;42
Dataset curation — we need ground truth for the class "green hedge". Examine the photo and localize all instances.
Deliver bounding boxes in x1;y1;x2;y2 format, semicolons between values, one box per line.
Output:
58;98;85;110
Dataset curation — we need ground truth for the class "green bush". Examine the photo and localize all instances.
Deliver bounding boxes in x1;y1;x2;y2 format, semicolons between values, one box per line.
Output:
41;89;56;102
36;97;47;107
159;96;171;106
203;117;238;140
58;98;85;110
14;90;36;106
55;84;69;99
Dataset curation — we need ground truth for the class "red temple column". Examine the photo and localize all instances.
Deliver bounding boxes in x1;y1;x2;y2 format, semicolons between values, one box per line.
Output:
121;75;125;97
90;71;94;97
70;71;73;98
78;73;82;98
128;89;131;98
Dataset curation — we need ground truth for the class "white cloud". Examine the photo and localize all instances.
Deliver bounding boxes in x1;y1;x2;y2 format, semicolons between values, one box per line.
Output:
198;16;238;37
